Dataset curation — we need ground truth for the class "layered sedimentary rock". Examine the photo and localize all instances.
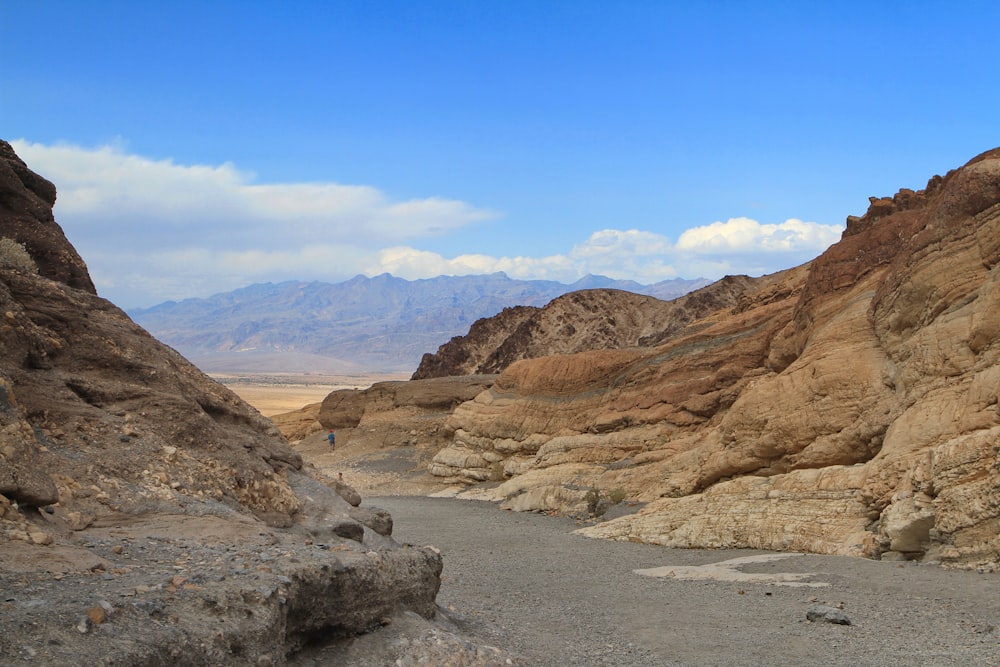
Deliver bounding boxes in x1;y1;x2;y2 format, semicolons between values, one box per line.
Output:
432;148;1000;570
413;280;762;379
321;375;498;431
0;140;506;665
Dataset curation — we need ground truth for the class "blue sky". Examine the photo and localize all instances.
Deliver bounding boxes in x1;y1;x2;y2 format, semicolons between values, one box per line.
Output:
3;1;999;308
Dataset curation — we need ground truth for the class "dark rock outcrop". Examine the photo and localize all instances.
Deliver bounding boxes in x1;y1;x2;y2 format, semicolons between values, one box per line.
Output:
0;140;95;292
412;305;539;379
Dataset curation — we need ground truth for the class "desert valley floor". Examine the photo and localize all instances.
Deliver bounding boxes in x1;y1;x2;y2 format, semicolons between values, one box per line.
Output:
213;372;408;417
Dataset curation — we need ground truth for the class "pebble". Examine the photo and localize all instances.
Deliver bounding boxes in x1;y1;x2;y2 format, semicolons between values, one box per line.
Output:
88;605;106;624
806;605;853;625
29;531;53;545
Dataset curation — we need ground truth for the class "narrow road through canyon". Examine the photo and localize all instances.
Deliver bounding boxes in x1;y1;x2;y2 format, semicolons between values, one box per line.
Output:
370;496;1000;667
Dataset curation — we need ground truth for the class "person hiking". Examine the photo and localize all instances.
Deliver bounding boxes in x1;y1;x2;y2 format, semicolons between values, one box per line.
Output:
327;430;336;449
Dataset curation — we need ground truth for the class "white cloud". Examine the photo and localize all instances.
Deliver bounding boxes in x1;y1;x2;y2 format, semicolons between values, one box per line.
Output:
83;243;384;306
10;140;844;308
676;217;842;255
372;217;842;288
569;229;673;259
11;140;497;250
374;230;678;283
373;247;577;281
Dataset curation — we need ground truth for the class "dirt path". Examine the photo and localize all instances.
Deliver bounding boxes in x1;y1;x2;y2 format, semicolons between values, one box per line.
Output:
369;496;1000;667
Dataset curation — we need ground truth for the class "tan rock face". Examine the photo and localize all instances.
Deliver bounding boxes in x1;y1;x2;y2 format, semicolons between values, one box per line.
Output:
319;375;497;432
431;148;1000;570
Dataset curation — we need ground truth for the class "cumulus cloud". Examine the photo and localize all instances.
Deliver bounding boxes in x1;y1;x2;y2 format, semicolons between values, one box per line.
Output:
371;216;842;288
676;217;843;255
11;140;499;305
373;246;577;281
10;140;844;308
374;229;681;283
11;140;497;249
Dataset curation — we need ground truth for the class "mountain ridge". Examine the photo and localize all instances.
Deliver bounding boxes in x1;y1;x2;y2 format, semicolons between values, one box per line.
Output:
412;274;785;379
129;272;711;373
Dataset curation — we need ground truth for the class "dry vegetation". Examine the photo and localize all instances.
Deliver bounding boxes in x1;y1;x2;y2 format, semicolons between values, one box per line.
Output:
0;238;37;273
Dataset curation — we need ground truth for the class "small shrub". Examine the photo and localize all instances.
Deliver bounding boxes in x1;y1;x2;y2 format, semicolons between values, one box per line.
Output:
489;460;505;482
584;488;604;516
585;487;625;517
0;238;37;274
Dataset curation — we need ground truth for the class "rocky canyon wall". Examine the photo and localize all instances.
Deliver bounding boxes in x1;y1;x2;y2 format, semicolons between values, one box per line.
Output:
430;149;1000;570
0;141;507;665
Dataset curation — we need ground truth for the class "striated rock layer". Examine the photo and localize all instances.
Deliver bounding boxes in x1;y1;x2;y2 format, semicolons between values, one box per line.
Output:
0;140;515;665
432;148;1000;570
412;281;758;379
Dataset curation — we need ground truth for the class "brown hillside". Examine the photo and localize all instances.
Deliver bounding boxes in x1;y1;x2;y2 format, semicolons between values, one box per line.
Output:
413;280;771;379
412;304;538;378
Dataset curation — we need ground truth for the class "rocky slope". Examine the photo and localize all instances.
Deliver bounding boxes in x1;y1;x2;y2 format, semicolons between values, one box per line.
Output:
0;140;515;665
419;148;1000;570
413;277;769;379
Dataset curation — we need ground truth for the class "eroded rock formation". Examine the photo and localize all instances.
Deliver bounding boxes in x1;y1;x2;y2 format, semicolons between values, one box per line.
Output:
412;282;761;379
430;148;1000;570
320;375;498;432
0;141;513;665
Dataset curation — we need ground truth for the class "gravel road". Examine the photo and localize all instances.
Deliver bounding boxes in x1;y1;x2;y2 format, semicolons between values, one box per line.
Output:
369;496;1000;667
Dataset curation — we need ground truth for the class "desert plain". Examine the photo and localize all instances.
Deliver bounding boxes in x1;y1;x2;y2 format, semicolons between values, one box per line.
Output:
214;372;407;417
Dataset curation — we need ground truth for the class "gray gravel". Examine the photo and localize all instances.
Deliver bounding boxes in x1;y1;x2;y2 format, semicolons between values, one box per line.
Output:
369;496;1000;667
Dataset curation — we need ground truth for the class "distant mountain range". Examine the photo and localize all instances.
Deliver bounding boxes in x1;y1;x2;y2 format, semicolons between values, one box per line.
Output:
128;272;711;373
